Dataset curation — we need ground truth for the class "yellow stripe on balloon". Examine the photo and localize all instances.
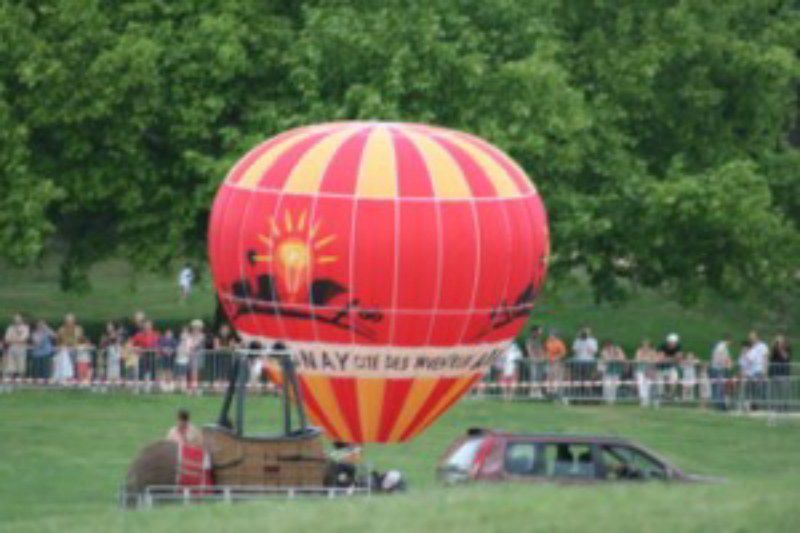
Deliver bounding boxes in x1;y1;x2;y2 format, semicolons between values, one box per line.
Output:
238;125;331;188
356;126;397;198
387;378;439;442
402;129;471;199
302;374;354;443
428;130;520;198
408;374;478;438
356;378;386;442
283;126;361;194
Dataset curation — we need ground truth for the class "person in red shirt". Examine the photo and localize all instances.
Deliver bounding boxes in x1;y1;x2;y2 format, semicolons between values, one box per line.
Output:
131;320;160;380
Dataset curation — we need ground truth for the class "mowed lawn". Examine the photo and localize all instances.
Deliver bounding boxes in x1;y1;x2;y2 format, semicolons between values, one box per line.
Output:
0;390;797;532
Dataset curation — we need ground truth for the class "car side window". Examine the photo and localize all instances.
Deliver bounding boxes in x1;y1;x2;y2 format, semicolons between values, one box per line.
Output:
601;446;667;480
504;443;537;475
543;444;596;478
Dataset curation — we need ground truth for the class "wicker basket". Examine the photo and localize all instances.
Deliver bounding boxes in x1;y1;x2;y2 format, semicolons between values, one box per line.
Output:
203;425;328;486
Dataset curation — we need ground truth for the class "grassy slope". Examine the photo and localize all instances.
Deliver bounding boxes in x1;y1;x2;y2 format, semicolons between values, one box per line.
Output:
0;391;797;532
0;259;795;356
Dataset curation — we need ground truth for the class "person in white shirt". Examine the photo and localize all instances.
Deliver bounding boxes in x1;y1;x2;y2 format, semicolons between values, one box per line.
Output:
178;264;194;301
746;331;769;377
571;327;598;381
572;328;598;361
740;331;769;410
4;314;30;378
500;342;524;399
709;336;732;409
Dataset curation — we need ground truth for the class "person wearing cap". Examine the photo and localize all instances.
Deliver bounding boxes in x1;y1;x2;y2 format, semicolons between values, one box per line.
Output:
656;333;682;399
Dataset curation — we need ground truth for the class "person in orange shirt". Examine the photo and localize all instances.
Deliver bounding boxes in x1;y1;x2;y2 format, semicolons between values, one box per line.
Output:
544;330;567;396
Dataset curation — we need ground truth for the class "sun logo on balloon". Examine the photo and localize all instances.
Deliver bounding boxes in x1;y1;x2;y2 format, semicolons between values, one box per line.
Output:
252;210;338;300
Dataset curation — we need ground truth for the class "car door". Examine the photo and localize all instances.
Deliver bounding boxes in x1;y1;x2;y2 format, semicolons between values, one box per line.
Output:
538;442;602;483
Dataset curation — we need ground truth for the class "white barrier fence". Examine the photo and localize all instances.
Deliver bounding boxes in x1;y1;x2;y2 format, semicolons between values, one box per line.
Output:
1;349;798;412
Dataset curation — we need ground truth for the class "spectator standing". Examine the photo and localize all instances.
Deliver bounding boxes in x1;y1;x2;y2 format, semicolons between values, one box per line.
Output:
599;339;625;404
737;340;757;410
709;336;733;409
656;333;682;399
99;322;123;381
709;336;732;408
500;342;524;399
744;331;769;408
179;264;194;301
53;314;83;382
523;325;545;388
4;314;30;378
29;320;55;379
175;326;193;389
131;320;161;380
212;324;240;382
768;335;791;378
747;331;769;376
157;328;178;385
544;330;567;396
75;335;94;382
634;339;658;407
214;324;240;349
571;327;598;381
187;319;207;387
680;352;699;401
769;335;792;411
124;311;147;340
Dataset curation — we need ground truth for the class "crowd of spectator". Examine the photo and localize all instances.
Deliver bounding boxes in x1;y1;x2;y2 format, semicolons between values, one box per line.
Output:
1;312;795;409
0;311;264;389
495;325;794;409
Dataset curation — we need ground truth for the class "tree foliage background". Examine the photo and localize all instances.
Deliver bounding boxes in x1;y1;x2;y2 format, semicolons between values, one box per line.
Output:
0;0;798;303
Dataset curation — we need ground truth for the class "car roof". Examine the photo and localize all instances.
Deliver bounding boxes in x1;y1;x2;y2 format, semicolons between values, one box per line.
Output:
465;428;637;445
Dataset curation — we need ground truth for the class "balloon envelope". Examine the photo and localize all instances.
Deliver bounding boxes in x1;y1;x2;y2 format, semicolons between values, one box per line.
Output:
208;122;548;443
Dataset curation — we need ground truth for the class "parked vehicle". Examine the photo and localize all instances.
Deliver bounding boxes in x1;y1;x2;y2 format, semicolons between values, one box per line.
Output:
437;428;715;484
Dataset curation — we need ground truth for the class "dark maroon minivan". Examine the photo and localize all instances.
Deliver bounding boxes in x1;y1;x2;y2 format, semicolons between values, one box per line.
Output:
437;428;709;484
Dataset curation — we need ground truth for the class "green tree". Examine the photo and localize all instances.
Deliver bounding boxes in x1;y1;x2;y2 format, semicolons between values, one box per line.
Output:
0;0;797;303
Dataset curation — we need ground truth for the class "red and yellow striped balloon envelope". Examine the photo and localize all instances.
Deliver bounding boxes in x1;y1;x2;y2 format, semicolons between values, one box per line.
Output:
208;122;549;443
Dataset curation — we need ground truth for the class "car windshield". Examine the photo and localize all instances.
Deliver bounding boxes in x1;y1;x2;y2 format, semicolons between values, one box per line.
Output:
600;445;667;480
443;438;485;471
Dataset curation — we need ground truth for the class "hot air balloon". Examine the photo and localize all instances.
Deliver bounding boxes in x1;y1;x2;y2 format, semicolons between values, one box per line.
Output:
208;122;549;443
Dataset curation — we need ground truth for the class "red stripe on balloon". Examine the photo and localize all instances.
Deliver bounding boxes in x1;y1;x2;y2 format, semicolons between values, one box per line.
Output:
412;373;483;438
329;377;364;443
298;376;339;438
377;378;414;442
227;128;307;185
398;377;458;441
257;130;333;189
390;127;435;198
451;131;532;195
319;128;370;195
429;134;497;198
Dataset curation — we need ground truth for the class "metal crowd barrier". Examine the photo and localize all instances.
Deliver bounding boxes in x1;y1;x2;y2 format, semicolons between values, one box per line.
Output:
122;484;372;509
1;348;798;413
0;347;282;395
473;359;800;412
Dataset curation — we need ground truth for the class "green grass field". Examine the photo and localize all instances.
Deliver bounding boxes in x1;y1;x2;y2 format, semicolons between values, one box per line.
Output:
0;390;798;532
